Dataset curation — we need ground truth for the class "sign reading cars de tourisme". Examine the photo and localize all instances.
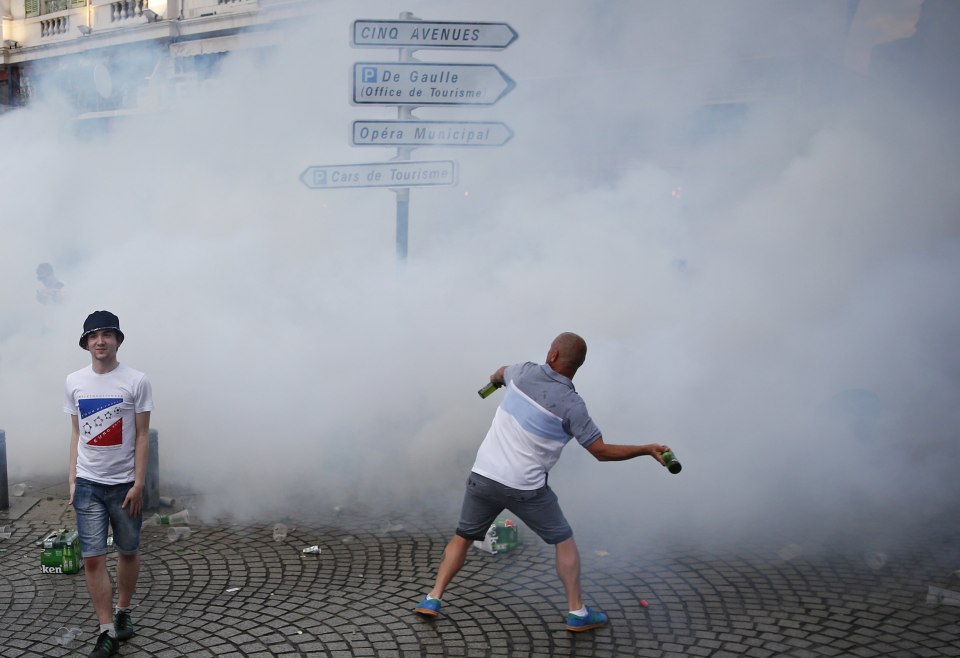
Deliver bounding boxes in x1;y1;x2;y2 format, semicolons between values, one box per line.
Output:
299;161;457;190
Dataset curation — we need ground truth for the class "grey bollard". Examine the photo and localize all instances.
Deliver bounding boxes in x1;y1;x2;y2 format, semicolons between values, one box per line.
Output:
0;430;8;510
144;429;160;511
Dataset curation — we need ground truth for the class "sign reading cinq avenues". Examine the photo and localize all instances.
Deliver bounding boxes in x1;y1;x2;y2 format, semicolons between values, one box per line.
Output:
352;20;518;49
353;62;515;106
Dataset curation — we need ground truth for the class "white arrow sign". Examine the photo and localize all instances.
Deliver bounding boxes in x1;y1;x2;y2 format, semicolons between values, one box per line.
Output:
353;62;515;106
300;161;457;189
352;20;518;49
352;120;514;147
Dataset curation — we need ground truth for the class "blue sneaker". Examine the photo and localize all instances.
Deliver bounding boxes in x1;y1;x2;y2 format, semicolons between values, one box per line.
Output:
414;595;442;618
565;606;609;632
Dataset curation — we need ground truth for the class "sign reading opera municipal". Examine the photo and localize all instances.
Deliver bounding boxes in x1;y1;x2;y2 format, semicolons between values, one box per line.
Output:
352;120;514;147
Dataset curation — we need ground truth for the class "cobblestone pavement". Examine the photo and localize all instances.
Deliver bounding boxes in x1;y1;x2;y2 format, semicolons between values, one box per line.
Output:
2;478;959;658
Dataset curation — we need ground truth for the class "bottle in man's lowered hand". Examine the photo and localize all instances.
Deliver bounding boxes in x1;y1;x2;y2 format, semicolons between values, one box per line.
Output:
661;449;682;474
478;381;502;399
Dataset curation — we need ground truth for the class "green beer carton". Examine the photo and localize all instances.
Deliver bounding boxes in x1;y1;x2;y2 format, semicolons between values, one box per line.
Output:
473;515;521;554
40;529;83;574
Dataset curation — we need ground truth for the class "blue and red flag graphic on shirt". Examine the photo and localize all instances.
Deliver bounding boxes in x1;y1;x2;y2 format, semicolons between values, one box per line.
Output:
78;397;123;447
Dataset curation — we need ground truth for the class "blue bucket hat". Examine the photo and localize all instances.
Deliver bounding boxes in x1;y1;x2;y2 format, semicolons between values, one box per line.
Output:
80;310;124;350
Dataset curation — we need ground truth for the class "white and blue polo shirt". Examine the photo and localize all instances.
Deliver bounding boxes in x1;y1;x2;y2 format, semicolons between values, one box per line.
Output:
472;362;602;490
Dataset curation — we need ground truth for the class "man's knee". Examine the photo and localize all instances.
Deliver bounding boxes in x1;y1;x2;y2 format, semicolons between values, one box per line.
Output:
84;554;108;572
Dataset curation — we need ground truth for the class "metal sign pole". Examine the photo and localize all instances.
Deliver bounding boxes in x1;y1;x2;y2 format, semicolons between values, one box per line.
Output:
0;429;9;511
394;16;416;262
394;186;409;260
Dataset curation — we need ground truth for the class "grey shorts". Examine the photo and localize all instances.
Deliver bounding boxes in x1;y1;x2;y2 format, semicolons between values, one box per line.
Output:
456;472;573;545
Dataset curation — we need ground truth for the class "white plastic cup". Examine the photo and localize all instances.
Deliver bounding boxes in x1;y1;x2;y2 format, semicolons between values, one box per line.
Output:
167;527;191;542
0;525;12;539
165;509;190;525
55;627;83;647
273;523;288;542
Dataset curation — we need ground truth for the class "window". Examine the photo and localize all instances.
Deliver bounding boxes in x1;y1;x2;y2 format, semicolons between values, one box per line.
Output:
27;0;87;18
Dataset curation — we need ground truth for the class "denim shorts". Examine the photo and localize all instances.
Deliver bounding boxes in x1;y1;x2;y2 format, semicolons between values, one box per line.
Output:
73;477;142;557
456;472;573;545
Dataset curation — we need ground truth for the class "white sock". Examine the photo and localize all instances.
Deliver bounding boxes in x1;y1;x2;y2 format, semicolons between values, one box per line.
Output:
100;622;116;638
426;594;441;601
569;605;587;617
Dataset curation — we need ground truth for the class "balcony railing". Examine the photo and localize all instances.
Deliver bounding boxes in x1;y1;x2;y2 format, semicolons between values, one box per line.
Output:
111;0;150;22
40;15;71;36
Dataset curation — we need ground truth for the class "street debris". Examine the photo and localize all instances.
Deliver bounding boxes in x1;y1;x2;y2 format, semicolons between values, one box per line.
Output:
378;521;405;536
54;626;82;648
167;527;191;542
473;516;519;554
864;551;887;569
927;585;960;607
778;543;803;561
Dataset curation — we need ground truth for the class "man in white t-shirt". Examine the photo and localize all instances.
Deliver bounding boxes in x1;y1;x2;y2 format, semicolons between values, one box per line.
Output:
65;310;153;658
415;332;670;632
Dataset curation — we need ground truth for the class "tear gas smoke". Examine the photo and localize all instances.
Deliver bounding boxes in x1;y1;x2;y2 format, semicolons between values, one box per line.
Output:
2;1;958;557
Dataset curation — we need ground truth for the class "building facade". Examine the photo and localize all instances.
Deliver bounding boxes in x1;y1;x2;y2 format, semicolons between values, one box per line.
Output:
0;0;311;116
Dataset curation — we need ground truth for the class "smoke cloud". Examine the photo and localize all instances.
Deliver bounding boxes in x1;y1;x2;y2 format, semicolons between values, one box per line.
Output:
2;1;958;556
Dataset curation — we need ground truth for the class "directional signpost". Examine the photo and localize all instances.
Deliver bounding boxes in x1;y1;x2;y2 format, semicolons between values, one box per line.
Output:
352;120;513;148
352;20;518;50
301;14;517;261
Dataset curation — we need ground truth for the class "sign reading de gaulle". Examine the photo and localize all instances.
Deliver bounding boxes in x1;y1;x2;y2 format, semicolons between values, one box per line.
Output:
352;19;518;50
353;62;515;106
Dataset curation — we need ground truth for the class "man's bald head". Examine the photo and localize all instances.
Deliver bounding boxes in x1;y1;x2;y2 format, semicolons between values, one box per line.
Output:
547;332;588;378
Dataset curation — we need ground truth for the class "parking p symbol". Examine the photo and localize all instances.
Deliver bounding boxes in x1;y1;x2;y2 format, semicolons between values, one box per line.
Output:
361;66;378;83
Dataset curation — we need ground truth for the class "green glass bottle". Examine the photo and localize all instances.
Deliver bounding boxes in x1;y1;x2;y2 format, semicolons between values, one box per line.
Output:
478;382;500;399
661;449;682;474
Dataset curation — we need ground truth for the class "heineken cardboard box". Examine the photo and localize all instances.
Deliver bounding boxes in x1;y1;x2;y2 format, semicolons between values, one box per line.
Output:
473;516;520;554
40;529;83;574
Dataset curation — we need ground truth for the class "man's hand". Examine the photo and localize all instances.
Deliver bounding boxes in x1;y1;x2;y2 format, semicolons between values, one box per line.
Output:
646;444;671;466
122;484;144;518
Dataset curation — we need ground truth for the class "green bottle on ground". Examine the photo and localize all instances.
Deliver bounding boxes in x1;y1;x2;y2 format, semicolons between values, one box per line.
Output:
661;449;682;474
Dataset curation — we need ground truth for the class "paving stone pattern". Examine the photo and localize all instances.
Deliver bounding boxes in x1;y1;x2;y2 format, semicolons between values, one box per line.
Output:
1;486;959;657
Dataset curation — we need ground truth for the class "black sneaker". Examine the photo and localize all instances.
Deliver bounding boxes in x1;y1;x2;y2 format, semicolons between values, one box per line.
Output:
114;609;134;641
88;630;119;658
